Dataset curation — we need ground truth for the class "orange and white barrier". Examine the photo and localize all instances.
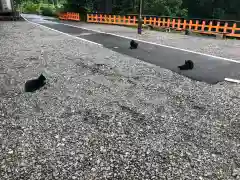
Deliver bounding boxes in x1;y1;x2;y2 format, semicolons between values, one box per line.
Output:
59;12;80;21
87;14;240;38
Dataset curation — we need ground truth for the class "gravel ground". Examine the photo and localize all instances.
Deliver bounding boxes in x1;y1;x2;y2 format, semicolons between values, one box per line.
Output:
0;21;240;180
61;21;240;61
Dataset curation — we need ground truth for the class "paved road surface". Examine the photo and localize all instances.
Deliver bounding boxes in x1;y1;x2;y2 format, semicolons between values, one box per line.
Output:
22;14;240;84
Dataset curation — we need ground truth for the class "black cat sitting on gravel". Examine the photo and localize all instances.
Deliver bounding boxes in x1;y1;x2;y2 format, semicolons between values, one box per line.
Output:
25;74;46;92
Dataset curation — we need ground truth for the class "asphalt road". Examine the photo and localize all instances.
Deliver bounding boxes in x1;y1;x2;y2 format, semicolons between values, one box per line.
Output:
23;14;240;84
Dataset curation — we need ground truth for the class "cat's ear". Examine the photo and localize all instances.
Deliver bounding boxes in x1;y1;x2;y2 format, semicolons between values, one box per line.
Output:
39;74;46;80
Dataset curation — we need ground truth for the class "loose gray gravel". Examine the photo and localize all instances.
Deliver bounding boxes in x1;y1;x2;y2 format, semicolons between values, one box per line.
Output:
0;21;240;180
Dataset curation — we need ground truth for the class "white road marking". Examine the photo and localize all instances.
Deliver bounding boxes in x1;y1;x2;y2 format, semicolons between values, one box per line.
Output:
55;21;240;64
224;78;240;83
78;32;95;36
21;16;103;47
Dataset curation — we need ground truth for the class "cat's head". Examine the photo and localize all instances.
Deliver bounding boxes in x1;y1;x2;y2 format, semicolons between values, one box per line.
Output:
185;60;193;64
38;74;46;81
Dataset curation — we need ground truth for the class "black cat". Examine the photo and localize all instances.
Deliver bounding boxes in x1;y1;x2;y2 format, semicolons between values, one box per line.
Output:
178;60;194;70
25;74;46;92
130;40;138;49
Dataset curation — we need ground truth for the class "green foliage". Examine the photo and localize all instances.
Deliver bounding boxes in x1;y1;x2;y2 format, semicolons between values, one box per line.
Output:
212;8;225;19
20;1;62;16
64;0;188;17
62;2;88;21
19;0;240;20
21;1;40;14
182;0;240;20
143;0;188;17
41;6;56;16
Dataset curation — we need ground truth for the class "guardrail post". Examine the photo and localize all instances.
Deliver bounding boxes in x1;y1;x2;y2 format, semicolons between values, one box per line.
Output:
149;17;152;25
94;14;96;22
183;20;186;29
104;15;107;23
157;17;161;27
172;19;175;29
109;15;112;24
162;18;166;27
208;21;213;31
167;18;170;27
128;16;131;25
201;21;205;31
118;15;121;24
177;19;181;30
87;14;89;22
216;22;220;33
153;17;156;27
133;16;136;25
223;22;228;33
195;20;199;31
113;15;116;24
189;20;192;30
144;17;147;25
231;23;237;35
123;16;126;24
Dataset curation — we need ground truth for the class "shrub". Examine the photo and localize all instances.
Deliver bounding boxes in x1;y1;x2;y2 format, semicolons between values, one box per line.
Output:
22;2;40;14
41;6;56;17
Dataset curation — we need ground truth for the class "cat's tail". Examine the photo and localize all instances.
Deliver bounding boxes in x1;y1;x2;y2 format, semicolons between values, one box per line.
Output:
178;65;183;70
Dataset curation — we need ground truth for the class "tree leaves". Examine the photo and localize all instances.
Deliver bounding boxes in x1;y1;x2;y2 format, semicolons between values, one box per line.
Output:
21;0;240;20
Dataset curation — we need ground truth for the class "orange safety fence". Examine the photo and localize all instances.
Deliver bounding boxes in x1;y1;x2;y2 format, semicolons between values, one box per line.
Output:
87;14;240;38
87;14;137;26
59;12;80;21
